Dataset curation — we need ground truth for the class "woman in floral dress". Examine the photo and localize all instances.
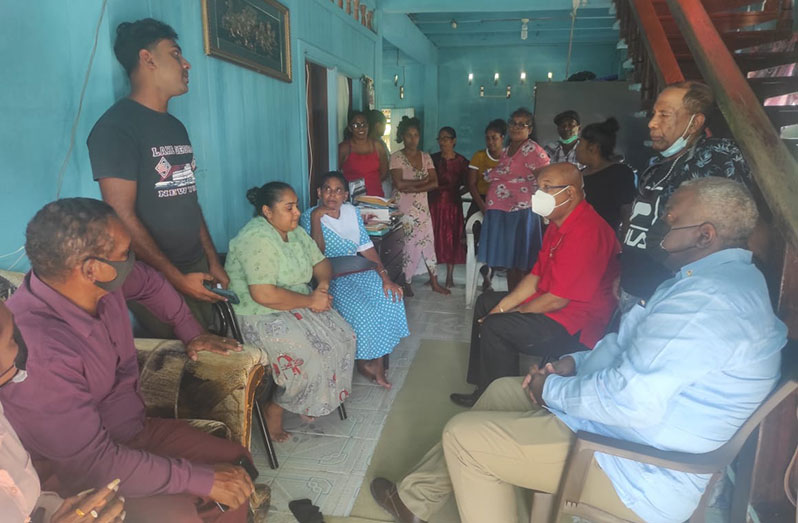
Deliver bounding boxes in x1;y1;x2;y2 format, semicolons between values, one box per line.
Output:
301;171;409;389
478;107;550;291
389;116;449;297
226;181;356;441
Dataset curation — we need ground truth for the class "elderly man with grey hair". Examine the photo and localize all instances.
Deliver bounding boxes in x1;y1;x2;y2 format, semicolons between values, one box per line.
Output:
371;176;786;523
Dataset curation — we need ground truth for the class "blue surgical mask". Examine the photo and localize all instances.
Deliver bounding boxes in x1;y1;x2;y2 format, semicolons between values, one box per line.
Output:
660;114;696;158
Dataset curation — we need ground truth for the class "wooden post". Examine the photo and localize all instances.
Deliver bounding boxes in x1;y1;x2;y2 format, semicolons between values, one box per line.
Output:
628;0;684;90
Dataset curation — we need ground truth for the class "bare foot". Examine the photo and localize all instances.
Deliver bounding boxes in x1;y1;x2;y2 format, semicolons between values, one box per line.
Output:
300;414;316;423
431;280;451;295
358;359;392;390
402;283;414;297
357;359;377;382
264;402;290;442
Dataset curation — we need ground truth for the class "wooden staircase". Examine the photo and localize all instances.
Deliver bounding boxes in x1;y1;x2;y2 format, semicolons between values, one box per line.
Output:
613;0;797;522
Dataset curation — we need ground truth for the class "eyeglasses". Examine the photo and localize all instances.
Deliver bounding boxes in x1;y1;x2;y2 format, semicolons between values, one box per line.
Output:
508;120;532;129
539;184;570;193
321;186;347;195
350;122;368;129
437;136;454;142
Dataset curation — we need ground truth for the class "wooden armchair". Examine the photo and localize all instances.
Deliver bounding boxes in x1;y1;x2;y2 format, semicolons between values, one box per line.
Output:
531;346;797;523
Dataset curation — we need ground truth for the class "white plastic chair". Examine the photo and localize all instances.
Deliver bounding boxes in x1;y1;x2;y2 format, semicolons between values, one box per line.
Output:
465;211;485;308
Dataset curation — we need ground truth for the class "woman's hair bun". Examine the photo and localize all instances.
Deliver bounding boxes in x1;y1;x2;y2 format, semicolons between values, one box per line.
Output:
246;187;260;206
601;117;620;134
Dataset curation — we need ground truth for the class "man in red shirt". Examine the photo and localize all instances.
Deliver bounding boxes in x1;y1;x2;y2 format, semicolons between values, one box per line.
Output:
451;162;619;407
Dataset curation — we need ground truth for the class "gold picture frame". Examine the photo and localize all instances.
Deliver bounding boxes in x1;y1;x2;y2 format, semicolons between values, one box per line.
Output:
201;0;292;82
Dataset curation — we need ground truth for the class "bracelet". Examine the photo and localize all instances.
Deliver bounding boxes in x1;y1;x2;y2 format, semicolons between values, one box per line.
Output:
379;268;388;275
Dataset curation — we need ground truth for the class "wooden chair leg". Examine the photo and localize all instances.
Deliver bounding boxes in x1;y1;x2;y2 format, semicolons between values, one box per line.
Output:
730;429;759;523
253;400;279;469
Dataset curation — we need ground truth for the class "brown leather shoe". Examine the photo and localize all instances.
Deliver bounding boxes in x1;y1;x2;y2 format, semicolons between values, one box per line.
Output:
370;477;427;523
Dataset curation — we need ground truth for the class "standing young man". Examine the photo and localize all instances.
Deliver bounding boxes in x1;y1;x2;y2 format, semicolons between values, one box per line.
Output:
87;18;227;336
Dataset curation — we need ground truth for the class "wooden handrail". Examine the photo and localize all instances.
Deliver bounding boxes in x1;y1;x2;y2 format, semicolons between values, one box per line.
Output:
628;0;684;91
665;0;798;249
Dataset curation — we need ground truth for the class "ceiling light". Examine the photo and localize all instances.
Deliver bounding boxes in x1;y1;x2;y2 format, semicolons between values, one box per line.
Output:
494;72;499;85
467;73;473;85
393;74;399;86
521;18;529;40
547;71;553;81
450;19;458;29
520;71;526;84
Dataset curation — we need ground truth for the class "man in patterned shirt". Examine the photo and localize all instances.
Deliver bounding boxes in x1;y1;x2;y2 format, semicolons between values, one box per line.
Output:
620;81;751;306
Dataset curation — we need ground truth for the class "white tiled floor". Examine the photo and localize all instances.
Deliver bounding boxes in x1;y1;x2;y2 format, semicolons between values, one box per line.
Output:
250;265;477;519
249;267;730;522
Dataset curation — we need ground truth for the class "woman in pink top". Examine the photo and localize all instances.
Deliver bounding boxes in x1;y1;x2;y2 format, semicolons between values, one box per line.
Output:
338;111;389;196
478;107;550;290
389;116;449;297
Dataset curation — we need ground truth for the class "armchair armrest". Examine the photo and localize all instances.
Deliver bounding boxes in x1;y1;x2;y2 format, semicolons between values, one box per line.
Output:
573;431;725;474
135;338;268;449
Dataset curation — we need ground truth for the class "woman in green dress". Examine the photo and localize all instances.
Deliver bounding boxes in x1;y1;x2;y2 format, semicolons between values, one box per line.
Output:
226;182;356;441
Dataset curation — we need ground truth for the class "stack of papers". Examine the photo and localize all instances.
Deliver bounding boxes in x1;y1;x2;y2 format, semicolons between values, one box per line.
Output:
356;195;401;228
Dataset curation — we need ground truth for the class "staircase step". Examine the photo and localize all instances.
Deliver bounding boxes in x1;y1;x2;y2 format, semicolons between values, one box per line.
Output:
733;51;798;72
661;12;782;35
652;0;779;15
763;106;798;129
669;30;794;55
747;77;798;101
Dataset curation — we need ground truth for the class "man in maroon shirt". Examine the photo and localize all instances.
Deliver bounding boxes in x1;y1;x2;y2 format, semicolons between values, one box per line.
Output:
1;198;254;522
452;163;620;407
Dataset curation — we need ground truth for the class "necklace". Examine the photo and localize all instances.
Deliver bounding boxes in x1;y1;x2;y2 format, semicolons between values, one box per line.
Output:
647;151;687;192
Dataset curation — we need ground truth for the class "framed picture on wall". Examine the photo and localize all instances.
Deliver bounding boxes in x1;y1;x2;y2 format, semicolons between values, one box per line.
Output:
201;0;292;82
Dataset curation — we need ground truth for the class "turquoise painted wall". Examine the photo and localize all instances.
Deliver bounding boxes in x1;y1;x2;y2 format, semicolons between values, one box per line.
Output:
436;43;622;158
0;0;378;271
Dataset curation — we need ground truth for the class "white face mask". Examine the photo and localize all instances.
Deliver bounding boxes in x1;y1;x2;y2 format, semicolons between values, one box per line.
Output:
531;186;571;217
660;114;696;158
10;369;26;384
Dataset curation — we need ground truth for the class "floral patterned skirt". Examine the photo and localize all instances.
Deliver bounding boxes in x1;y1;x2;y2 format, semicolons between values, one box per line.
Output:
239;308;356;417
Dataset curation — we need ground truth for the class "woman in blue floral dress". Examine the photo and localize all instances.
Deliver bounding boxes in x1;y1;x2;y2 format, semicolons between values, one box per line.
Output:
301;171;409;389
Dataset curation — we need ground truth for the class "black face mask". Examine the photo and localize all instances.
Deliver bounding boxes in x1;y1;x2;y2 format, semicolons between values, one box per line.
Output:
89;251;136;292
645;220;704;265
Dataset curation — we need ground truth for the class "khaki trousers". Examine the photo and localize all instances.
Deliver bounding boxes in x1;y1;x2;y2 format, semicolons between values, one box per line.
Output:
398;377;643;523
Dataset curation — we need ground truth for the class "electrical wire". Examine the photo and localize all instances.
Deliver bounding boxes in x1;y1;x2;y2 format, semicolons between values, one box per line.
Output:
0;0;107;268
55;0;108;199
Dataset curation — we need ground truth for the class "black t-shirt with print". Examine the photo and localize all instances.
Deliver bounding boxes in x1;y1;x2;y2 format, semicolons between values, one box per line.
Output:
583;162;637;232
620;136;752;300
87;98;203;266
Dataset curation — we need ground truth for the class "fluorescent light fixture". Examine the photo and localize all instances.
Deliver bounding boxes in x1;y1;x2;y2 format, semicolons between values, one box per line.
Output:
547;71;553;81
493;72;499;85
393;74;399;86
468;73;473;85
520;71;526;84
